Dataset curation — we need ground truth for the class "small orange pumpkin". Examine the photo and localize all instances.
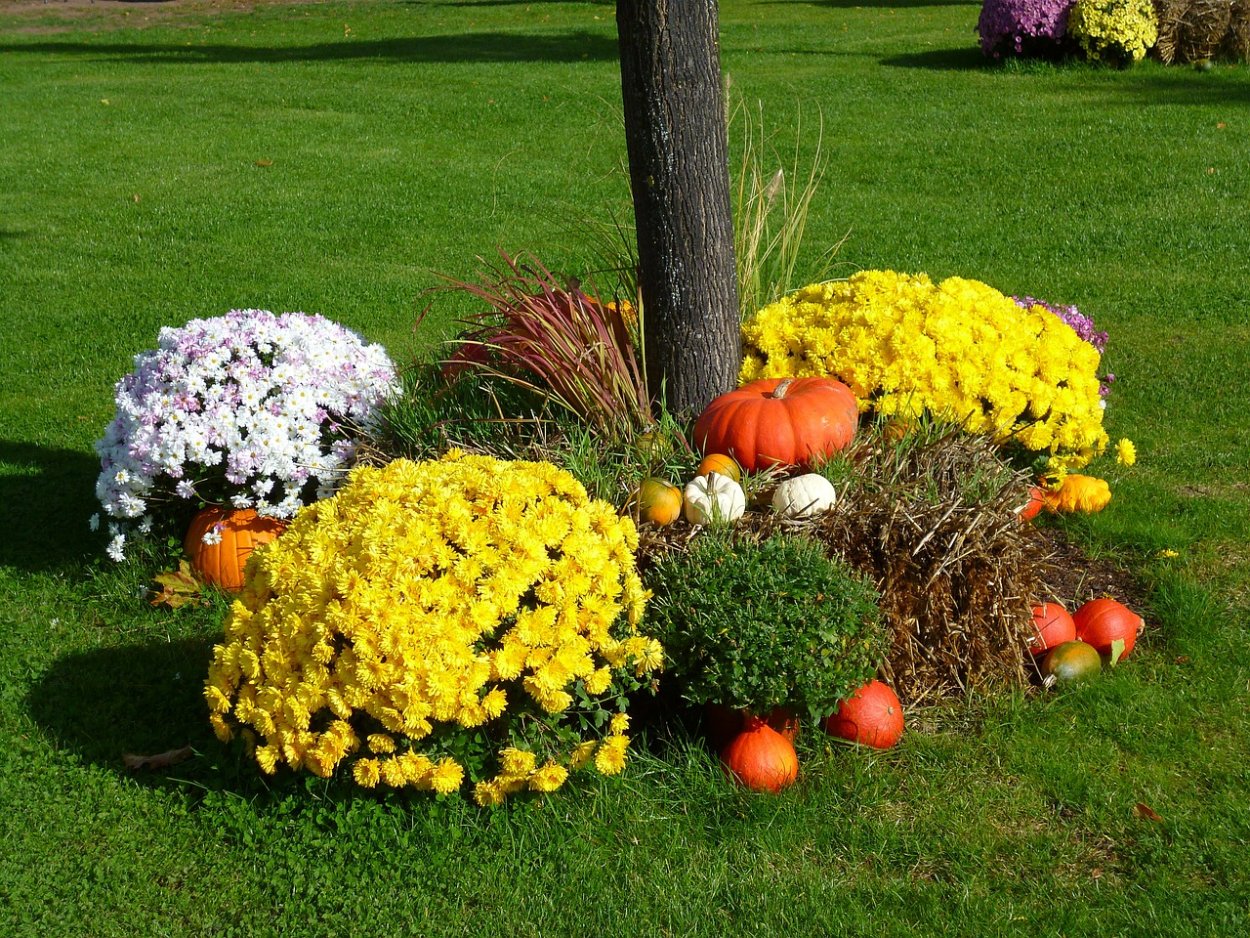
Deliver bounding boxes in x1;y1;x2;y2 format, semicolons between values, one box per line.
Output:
1018;485;1047;523
635;477;682;526
697;453;742;483
1074;597;1143;661
184;506;286;592
1028;602;1077;656
1043;474;1111;514
823;679;904;749
721;715;799;792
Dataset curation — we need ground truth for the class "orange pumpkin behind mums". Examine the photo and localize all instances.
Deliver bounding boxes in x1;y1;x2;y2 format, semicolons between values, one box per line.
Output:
823;679;904;749
1028;602;1077;656
1073;598;1144;662
185;506;286;592
693;376;859;473
721;715;799;793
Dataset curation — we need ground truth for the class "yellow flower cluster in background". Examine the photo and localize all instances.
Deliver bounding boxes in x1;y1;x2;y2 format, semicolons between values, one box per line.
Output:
1068;0;1158;64
205;452;659;804
740;270;1110;466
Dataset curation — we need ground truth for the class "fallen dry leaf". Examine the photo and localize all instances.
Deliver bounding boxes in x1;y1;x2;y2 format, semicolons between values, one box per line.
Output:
150;560;208;609
123;745;194;771
255;159;274;167
1133;802;1163;822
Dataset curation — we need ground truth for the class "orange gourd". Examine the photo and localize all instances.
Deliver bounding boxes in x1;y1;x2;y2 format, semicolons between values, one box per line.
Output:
635;477;682;526
693;377;859;473
1074;598;1143;661
1028;602;1077;656
697;453;742;483
823;679;904;749
1043;474;1112;514
721;715;799;792
184;506;286;592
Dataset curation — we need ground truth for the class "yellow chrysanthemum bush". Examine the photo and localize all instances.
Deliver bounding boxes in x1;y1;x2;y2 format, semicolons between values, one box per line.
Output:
1069;0;1158;64
204;451;661;805
739;270;1110;467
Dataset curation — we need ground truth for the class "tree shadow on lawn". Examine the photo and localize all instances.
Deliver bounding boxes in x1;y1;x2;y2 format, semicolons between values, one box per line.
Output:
0;30;618;65
0;440;102;574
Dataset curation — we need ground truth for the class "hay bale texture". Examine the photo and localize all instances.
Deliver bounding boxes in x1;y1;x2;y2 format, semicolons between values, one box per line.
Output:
810;430;1045;705
1154;0;1238;62
638;427;1062;707
1228;0;1250;59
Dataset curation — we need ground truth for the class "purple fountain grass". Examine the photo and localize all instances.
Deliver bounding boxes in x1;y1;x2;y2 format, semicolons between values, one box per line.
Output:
440;251;652;439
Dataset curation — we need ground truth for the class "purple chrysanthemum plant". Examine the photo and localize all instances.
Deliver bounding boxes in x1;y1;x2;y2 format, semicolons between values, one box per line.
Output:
977;0;1077;58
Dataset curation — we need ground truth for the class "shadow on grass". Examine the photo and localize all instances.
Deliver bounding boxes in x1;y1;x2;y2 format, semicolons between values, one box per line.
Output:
0;440;102;573
27;634;227;785
0;30;618;65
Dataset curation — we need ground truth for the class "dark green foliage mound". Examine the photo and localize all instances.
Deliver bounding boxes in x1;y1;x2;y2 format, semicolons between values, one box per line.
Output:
641;532;887;721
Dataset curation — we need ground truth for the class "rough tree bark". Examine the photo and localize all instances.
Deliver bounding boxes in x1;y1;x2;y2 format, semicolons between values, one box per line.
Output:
617;0;740;420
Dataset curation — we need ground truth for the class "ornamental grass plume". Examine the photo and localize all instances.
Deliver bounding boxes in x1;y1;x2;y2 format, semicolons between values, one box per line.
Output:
94;309;399;560
740;270;1110;467
438;251;651;441
205;452;661;805
977;0;1077;58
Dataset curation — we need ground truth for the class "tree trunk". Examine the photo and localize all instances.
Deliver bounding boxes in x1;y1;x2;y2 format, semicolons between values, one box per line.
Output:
617;0;740;420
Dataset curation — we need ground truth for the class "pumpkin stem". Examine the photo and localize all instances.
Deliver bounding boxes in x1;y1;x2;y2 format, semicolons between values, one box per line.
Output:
770;379;794;400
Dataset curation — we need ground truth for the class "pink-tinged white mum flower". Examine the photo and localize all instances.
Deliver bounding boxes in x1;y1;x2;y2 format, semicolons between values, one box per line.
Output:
94;309;400;558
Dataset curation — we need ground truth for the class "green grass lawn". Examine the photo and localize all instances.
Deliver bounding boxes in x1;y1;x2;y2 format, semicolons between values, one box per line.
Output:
2;1;1248;934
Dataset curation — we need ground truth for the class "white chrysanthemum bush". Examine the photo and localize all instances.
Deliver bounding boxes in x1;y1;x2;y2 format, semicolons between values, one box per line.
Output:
739;270;1110;468
205;453;661;805
93;309;399;559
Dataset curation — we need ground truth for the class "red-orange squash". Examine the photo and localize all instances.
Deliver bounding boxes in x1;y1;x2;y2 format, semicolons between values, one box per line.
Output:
1018;485;1047;523
705;705;800;750
1028;602;1077;656
693;377;859;473
721;715;799;793
184;506;286;592
823;679;904;749
1073;598;1144;661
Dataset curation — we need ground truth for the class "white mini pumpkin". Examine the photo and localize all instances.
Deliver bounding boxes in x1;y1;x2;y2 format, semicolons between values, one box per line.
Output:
682;472;746;525
771;473;837;519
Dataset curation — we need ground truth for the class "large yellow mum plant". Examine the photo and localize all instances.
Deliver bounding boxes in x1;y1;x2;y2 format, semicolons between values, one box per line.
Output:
205;452;659;805
740;270;1110;467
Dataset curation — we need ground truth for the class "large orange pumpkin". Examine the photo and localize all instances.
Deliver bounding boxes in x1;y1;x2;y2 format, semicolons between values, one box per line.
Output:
693;377;859;473
721;715;799;793
823;679;904;749
1074;598;1143;661
184;506;286;592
